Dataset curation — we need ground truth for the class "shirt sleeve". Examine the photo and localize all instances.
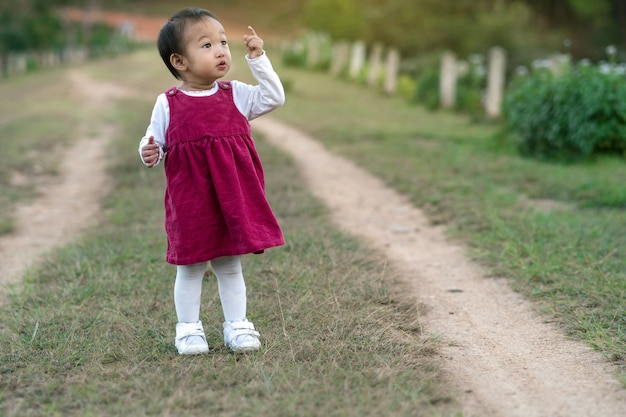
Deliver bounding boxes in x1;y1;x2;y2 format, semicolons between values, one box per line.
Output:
232;51;285;121
138;94;169;166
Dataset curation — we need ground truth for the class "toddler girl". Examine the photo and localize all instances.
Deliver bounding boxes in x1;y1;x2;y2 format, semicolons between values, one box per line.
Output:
139;7;285;354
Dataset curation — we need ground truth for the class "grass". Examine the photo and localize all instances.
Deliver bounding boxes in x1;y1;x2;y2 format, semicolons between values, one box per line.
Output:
0;48;459;416
1;8;625;412
0;65;86;234
271;59;626;380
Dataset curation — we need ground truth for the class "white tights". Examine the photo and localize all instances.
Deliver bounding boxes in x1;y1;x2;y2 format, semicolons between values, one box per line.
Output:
174;255;247;323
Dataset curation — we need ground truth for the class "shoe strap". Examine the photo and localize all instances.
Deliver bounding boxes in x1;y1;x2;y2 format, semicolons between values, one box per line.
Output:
228;328;261;338
176;322;206;340
225;321;260;338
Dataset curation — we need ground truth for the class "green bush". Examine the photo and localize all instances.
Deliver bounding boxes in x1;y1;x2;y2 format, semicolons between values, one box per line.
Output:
504;63;626;161
303;0;366;41
412;53;487;116
396;74;416;101
282;32;332;71
413;68;439;110
455;55;487;119
282;41;307;68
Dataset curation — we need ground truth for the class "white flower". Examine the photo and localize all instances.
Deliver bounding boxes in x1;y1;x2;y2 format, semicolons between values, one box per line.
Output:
515;66;529;76
606;45;617;56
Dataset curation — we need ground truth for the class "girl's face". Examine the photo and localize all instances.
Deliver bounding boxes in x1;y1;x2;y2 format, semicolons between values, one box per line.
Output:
177;16;231;89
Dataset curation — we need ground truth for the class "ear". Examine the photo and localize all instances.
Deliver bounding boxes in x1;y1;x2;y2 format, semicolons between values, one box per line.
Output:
170;53;186;72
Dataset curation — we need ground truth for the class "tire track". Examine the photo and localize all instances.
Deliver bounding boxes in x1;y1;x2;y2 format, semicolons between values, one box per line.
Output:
252;117;626;417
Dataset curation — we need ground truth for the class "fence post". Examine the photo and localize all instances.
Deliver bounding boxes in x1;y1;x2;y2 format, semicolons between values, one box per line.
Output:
306;34;320;69
329;41;350;77
349;40;366;80
367;43;383;88
384;48;400;94
485;46;507;119
440;51;457;109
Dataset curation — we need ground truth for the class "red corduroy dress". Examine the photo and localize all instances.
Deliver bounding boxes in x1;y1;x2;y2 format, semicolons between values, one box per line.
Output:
163;82;284;265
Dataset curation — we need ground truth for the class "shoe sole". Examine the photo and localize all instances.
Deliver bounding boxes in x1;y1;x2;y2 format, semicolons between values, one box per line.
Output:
226;343;261;353
177;346;210;355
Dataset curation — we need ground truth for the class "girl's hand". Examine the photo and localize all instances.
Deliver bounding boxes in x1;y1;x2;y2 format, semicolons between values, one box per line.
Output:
243;26;264;59
141;136;160;168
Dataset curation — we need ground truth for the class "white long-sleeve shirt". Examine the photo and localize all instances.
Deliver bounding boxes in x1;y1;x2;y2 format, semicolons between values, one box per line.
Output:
138;52;285;165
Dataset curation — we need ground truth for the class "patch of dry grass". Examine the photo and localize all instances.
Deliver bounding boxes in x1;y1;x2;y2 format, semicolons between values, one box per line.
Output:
0;48;459;416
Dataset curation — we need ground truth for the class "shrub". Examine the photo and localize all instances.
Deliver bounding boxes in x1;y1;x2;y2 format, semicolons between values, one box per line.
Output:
303;0;366;41
456;55;487;119
282;32;332;71
413;68;439;110
282;40;307;68
396;74;416;101
504;63;626;161
413;54;487;116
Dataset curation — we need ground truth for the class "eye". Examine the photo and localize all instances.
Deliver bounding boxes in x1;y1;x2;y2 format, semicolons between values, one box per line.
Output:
202;43;212;48
221;40;228;46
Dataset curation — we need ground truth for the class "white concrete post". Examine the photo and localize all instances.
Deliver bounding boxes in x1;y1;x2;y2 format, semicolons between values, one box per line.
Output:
306;34;320;69
367;43;384;88
329;41;350;77
440;51;457;109
349;40;366;79
384;48;400;94
486;47;507;119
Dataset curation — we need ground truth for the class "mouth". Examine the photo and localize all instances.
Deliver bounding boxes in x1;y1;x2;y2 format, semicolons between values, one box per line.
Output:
217;61;227;70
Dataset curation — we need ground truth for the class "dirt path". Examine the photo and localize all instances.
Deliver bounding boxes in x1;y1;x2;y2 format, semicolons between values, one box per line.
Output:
1;66;625;415
252;117;626;417
0;70;128;299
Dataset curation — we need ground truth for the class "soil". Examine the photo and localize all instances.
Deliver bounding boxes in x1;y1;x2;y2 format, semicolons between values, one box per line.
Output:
0;70;127;296
1;9;625;417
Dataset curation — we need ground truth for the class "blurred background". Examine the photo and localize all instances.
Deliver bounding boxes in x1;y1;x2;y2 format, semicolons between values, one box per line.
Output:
3;0;626;160
2;3;626;414
2;0;626;65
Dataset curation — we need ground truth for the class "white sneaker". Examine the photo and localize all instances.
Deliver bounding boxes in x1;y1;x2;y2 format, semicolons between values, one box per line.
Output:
223;319;261;353
175;321;209;355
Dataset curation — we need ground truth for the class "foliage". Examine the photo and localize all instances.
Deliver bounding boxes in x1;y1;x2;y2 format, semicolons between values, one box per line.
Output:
293;0;625;70
1;0;61;52
0;0;119;54
281;31;332;71
534;0;618;57
412;54;487;117
455;54;487;119
395;74;416;102
358;0;561;69
282;44;307;68
414;67;440;110
87;22;117;50
302;0;366;41
504;62;626;161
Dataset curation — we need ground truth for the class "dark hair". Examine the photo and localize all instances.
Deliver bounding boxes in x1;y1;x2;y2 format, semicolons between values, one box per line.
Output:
157;8;219;80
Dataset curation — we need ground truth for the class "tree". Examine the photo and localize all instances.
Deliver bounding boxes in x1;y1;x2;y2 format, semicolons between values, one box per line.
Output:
300;0;626;63
0;0;65;53
302;0;366;40
521;0;626;59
